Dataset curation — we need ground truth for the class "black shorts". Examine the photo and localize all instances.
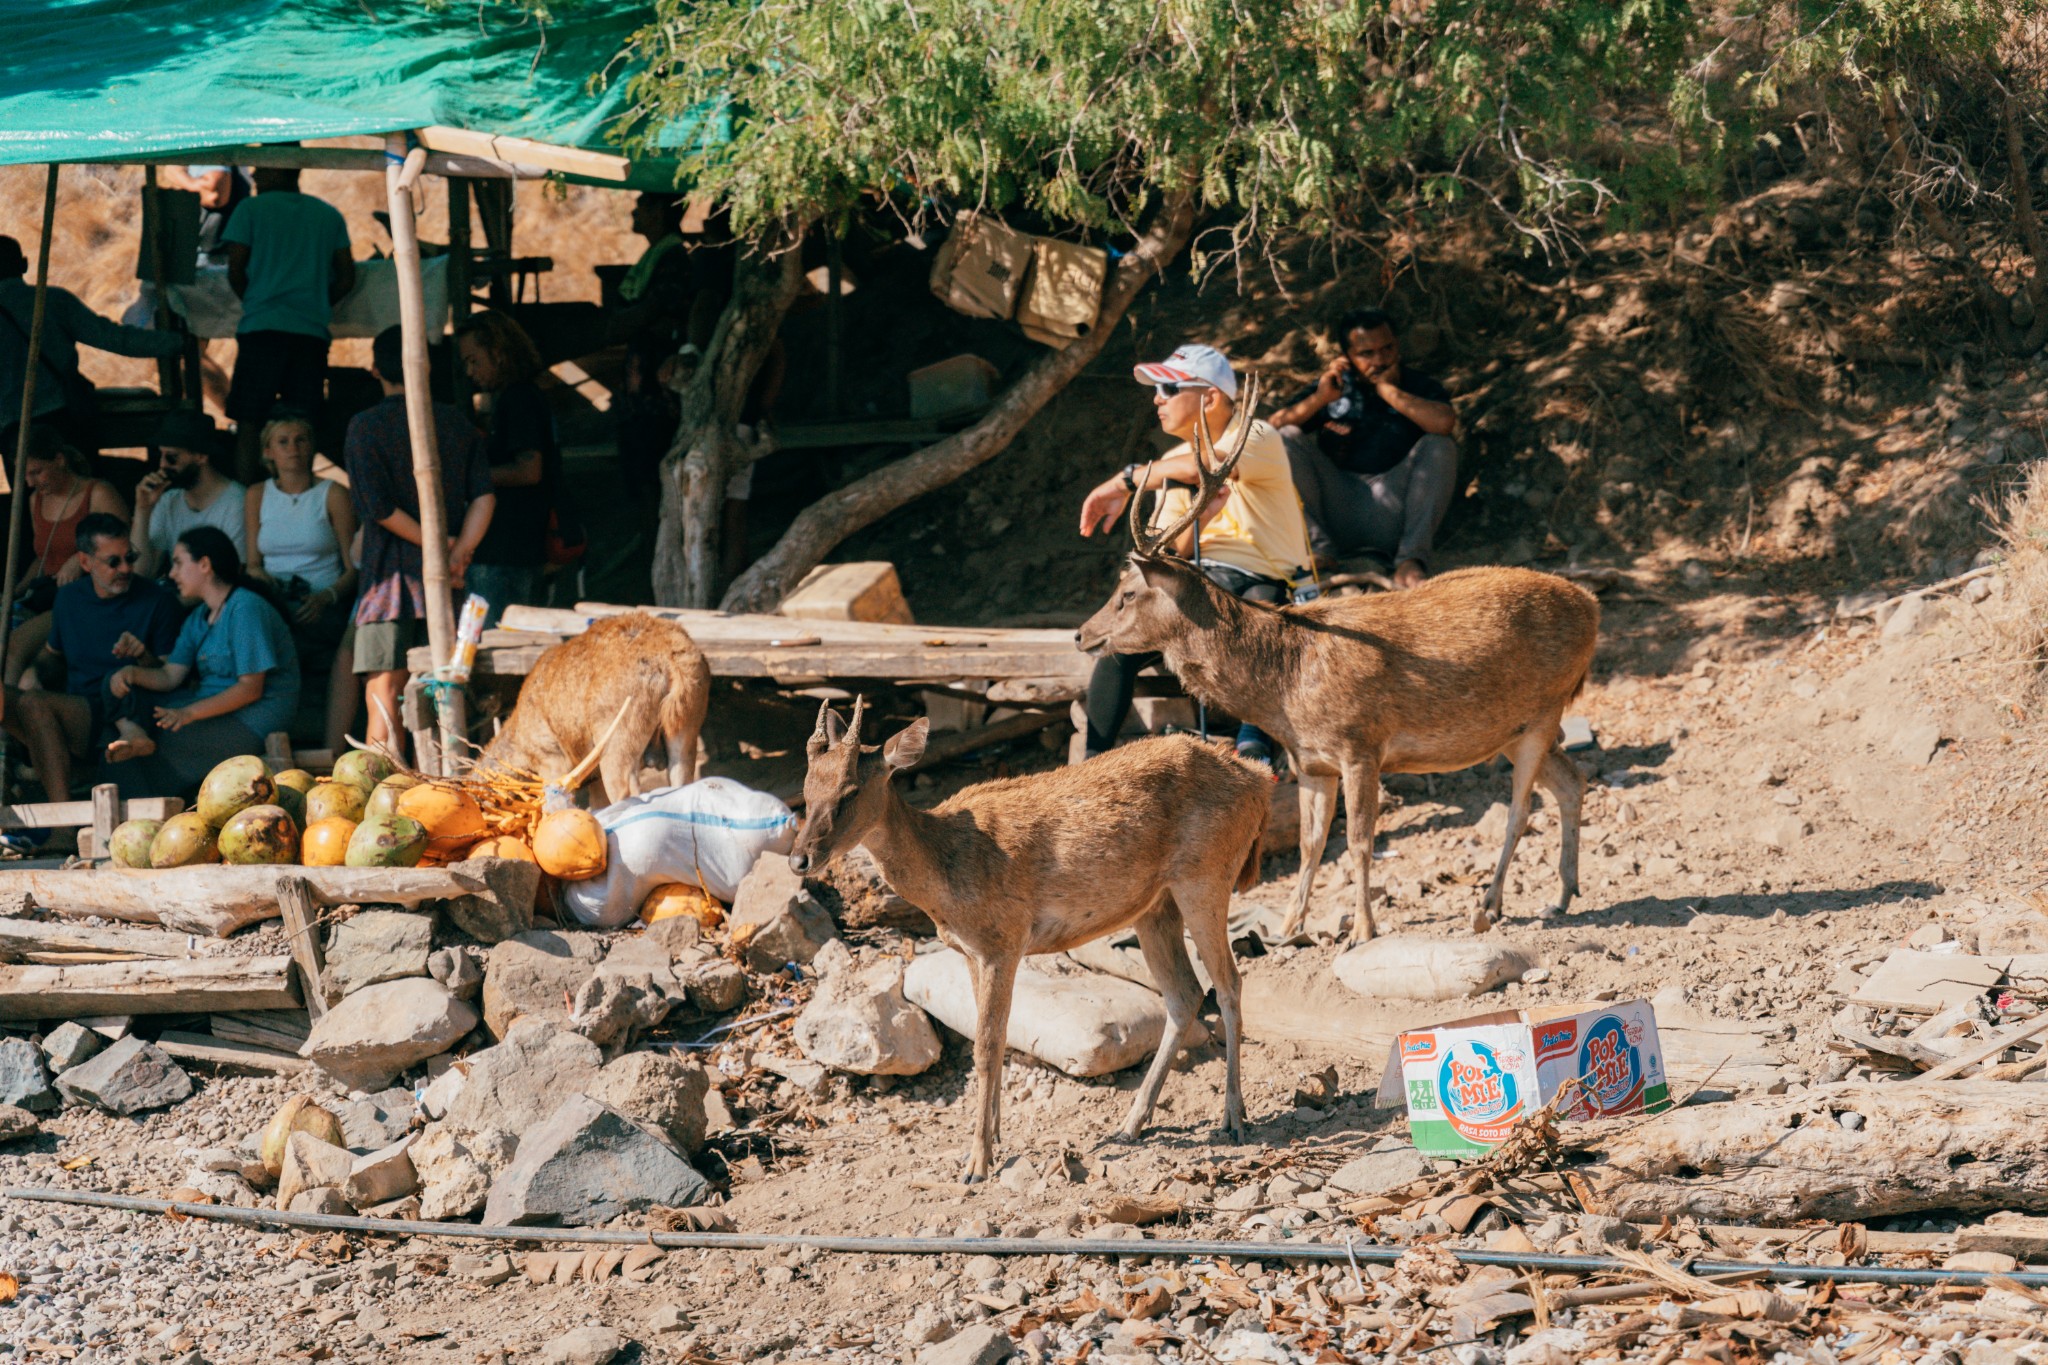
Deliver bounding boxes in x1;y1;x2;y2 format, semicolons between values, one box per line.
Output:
227;330;328;425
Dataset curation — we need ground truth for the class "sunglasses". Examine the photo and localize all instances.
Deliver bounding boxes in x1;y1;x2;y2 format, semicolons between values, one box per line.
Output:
1153;382;1209;399
96;553;139;568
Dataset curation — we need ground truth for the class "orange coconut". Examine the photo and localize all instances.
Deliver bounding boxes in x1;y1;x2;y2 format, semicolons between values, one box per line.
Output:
640;881;725;930
469;834;537;863
395;783;488;860
301;817;358;868
534;808;607;880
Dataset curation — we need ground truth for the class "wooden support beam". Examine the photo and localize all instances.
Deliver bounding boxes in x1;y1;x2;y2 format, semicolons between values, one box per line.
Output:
211;1010;311;1052
415;126;632;182
157;1030;309;1077
0;918;195;962
0;956;299;1020
0;796;182;832
276;876;328;1021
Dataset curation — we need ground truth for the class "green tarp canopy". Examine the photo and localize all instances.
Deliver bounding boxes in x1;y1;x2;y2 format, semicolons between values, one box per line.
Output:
0;0;716;187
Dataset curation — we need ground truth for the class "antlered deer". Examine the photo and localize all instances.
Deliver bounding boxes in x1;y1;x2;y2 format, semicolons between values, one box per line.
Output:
479;613;711;807
1076;393;1599;942
789;697;1269;1180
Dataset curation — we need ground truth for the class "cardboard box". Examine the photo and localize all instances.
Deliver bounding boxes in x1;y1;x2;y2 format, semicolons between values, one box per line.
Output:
1376;999;1671;1158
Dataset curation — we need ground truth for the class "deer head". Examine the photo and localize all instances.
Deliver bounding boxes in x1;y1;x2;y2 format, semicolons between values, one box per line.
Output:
789;696;929;874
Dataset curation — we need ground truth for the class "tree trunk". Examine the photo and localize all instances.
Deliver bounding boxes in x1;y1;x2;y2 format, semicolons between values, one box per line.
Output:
653;237;807;607
1572;1082;2048;1224
719;192;1199;615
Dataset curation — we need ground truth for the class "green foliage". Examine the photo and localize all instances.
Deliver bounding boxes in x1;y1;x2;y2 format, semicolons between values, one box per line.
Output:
612;0;1702;251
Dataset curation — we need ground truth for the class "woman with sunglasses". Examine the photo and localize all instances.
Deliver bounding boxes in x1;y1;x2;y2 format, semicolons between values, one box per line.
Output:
102;526;299;798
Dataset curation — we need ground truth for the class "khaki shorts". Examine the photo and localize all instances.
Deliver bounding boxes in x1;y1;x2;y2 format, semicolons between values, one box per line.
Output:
353;618;429;675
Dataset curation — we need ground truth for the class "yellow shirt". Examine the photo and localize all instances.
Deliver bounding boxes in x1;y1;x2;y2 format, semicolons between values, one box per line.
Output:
1148;418;1311;585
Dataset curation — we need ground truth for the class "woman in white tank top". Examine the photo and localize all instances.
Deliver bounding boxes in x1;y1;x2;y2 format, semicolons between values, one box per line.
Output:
244;410;360;752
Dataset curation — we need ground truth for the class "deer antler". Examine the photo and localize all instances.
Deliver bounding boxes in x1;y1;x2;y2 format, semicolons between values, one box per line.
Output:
847;693;868;748
1130;374;1262;558
808;698;834;756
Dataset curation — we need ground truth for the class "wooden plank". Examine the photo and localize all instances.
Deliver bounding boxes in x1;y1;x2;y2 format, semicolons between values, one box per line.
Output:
277;876;328;1021
0;956;299;1019
0;796;182;831
0;918;195;961
911;710;1065;770
1850;949;2005;1014
434;637;1092;686
0;862;530;937
157;1030;309;1076
89;784;118;861
781;562;915;625
1914;1013;2048;1082
211;1010;311;1052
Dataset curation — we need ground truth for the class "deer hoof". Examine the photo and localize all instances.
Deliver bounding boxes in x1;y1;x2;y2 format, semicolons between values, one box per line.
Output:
1470;907;1495;934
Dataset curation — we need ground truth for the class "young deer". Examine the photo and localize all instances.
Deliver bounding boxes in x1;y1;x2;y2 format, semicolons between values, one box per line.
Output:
789;698;1270;1180
1077;407;1599;943
479;613;711;807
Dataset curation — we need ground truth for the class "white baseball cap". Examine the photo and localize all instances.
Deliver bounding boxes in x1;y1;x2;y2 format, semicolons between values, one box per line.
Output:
1133;343;1237;399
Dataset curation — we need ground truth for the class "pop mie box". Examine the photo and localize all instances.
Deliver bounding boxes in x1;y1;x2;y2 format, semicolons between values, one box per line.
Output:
1374;999;1671;1158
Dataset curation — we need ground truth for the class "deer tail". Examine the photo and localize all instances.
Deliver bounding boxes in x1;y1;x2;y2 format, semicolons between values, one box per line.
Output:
658;651;706;741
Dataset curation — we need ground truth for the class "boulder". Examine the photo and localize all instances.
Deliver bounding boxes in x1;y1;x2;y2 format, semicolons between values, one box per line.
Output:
342;1137;419;1208
542;1325;625;1365
583;1050;711;1155
427;945;486;1000
904;949;1180;1078
276;1129;355;1208
0;1102;40;1142
299;978;477;1091
920;1324;1015;1365
438;856;540;945
684;959;747;1014
796;959;941;1076
53;1036;192;1114
482;930;606;1039
1328;1144;1430;1196
40;1021;104;1072
1331;935;1536;1003
483;1094;709;1226
729;850;839;971
337;1088;415;1151
0;1036;56;1111
412;1124;511;1221
322;909;432;1001
444;1017;603;1136
288;1186;354;1216
568;968;671;1050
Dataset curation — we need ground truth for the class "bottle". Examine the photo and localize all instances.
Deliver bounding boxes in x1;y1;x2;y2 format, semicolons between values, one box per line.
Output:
446;593;489;684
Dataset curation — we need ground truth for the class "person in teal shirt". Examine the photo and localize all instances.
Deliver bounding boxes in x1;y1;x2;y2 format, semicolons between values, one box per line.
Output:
102;526;300;798
221;166;355;481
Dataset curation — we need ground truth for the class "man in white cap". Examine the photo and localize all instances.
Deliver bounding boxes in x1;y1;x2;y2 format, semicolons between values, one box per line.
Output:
1075;342;1312;767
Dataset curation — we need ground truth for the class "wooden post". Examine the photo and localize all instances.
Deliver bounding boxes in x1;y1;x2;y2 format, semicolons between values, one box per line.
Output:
89;783;118;863
0;167;60;804
141;168;182;404
447;178;472;414
276;875;328;1020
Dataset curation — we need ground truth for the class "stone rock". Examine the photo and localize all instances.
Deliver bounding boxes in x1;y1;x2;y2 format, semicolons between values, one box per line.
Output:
179;1168;260;1206
1881;593;1943;640
810;937;855;978
906;948;1181;1078
439;855;540;945
919;1323;1015;1365
0;1036;56;1111
54;1036;191;1114
0;1102;41;1142
451;1252;516;1286
1332;936;1536;1003
276;1130;355;1208
1945;1250;2019;1274
482;930;606;1039
287;1186;354;1216
1329;1145;1430;1196
684;959;747;1014
360;1193;420;1219
40;1021;103;1072
300;978;475;1091
322;909;433;1001
427;945;486;1000
795;958;941;1076
1892;718;1946;767
342;1137;418;1208
337;1088;415;1150
762;1054;829;1096
568;967;671;1049
483;1094;709;1226
541;1325;625;1365
419;1061;468;1121
730;850;840;971
444;1017;603;1136
1576;1215;1641;1250
1754;812;1809;850
412;1124;505;1221
644;914;702;957
584;1050;711;1154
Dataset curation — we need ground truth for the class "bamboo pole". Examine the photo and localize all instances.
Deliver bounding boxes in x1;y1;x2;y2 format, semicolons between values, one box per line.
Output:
0;166;61;801
384;135;459;773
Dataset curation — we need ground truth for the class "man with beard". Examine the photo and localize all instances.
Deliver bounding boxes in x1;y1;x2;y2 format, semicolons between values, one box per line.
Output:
131;409;247;580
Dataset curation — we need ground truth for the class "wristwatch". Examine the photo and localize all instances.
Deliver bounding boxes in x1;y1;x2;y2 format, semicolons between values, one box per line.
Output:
1120;463;1140;491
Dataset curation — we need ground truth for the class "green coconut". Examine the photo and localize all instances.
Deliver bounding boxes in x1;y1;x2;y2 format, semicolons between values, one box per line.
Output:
196;754;276;829
148;811;220;868
274;768;317;797
272;783;307;829
345;812;428;868
364;772;423;821
108;818;162;869
331;749;396;795
304;779;367;826
218;805;300;865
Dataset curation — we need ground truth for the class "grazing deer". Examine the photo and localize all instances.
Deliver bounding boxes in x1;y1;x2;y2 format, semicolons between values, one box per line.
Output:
1076;398;1599;942
789;697;1269;1180
479;613;711;808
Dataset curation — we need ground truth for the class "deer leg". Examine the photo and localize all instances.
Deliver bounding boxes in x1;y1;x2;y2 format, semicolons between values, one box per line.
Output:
963;952;1018;1183
1536;742;1586;915
666;723;700;787
1178;876;1247;1142
1276;771;1339;940
1341;760;1383;945
1479;732;1549;931
1122;896;1206;1141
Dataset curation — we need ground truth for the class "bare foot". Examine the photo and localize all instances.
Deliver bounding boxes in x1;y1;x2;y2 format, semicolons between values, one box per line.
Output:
105;735;155;763
1394;559;1427;590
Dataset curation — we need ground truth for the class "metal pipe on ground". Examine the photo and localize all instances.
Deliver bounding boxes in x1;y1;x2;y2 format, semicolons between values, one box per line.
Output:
7;1187;2047;1290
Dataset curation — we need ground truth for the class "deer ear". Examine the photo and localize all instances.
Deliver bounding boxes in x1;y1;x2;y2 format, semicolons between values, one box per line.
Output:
883;718;929;771
1134;557;1181;591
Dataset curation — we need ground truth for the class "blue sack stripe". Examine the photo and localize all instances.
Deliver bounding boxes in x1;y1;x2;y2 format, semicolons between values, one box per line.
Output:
602;808;797;835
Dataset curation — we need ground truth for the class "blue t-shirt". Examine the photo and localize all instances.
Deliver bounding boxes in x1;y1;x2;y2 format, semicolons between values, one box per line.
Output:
48;576;186;698
165;587;301;738
219;191;352;338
